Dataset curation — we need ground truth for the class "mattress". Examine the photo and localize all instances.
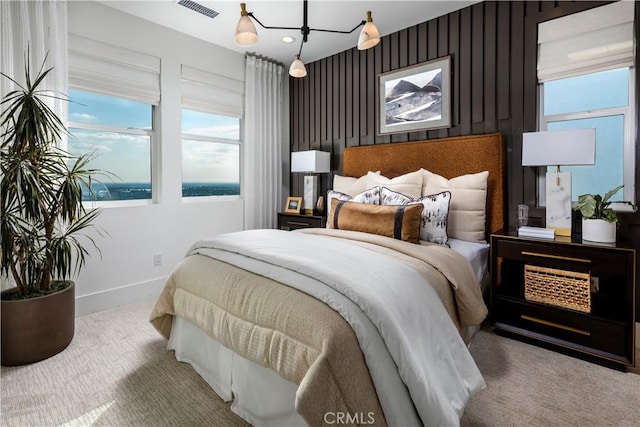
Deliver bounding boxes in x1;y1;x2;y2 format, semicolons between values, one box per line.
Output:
445;238;490;285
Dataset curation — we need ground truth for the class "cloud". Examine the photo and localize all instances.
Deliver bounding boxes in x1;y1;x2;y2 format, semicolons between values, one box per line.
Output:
182;141;239;182
69;130;149;150
184;124;240;139
70;112;97;122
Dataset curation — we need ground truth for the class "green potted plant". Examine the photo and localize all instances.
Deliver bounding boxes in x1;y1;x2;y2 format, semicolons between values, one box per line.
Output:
576;184;637;243
1;59;102;366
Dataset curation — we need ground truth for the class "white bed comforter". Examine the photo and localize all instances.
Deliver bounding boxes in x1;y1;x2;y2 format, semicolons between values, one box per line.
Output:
189;229;485;426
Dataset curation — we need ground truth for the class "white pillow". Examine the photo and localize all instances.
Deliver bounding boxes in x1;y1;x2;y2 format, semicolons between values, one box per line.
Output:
420;168;488;243
366;170;423;199
326;187;381;227
381;187;451;245
333;171;380;197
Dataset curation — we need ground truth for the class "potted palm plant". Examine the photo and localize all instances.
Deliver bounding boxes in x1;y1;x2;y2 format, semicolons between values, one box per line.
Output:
576;185;637;243
1;59;102;366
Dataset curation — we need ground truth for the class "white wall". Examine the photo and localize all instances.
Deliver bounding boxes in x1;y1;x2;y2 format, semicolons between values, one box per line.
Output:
68;2;246;315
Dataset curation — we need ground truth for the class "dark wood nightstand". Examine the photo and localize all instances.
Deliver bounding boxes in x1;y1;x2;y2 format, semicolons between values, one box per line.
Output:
490;231;636;371
277;212;325;231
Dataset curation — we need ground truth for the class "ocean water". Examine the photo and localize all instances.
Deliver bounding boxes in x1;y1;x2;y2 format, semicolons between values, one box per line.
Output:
83;182;240;201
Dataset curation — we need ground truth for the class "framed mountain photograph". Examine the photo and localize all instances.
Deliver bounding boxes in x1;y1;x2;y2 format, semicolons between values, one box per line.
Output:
378;56;451;135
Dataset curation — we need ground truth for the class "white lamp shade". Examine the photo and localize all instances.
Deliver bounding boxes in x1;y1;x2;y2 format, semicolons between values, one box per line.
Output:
289;56;307;78
235;15;258;46
522;128;596;166
357;12;380;50
358;23;380;50
291;150;331;173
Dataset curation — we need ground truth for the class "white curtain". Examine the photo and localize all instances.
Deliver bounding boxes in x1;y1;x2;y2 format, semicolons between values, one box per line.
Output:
0;0;67;291
243;55;285;230
0;0;68;129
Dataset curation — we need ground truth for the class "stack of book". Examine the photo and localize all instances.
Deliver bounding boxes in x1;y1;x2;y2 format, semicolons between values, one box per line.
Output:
518;226;555;239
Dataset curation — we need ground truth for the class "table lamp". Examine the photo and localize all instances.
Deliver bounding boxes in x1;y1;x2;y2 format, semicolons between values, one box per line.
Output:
291;150;331;215
522;128;596;236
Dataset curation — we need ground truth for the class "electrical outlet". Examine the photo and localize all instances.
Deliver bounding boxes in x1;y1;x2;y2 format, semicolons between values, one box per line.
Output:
153;253;162;266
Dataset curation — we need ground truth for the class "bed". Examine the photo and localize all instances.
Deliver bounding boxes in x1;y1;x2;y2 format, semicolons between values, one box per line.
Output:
150;133;506;426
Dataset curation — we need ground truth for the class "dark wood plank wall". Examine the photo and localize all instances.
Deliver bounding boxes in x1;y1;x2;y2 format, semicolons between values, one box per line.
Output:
290;1;632;229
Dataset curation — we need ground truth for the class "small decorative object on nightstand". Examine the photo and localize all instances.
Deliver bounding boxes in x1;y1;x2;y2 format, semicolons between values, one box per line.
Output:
284;196;303;214
576;185;638;244
277;212;325;231
491;231;636;371
316;195;325;215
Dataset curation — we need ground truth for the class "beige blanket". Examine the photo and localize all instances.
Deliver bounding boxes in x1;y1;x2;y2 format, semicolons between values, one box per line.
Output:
151;255;385;426
150;229;487;426
298;228;488;328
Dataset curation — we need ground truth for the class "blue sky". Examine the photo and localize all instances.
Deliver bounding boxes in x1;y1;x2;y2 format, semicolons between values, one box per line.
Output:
67;90;239;183
543;68;629;200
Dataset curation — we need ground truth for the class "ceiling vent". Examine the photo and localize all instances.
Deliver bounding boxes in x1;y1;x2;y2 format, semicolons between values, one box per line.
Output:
178;0;219;19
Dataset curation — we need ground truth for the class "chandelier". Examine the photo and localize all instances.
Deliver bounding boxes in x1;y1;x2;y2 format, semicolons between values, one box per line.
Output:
235;1;380;78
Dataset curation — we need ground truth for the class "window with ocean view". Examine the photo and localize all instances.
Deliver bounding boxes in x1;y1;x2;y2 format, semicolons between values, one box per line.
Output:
68;89;154;202
181;109;241;198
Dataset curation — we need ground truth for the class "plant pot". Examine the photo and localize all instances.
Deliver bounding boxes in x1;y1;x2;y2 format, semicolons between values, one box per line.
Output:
581;218;616;243
1;281;75;366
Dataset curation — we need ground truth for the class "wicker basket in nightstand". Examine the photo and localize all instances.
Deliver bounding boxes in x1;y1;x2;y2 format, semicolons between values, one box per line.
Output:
524;264;591;313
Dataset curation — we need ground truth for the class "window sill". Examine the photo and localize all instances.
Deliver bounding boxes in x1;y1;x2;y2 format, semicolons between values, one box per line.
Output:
181;195;241;204
82;199;153;210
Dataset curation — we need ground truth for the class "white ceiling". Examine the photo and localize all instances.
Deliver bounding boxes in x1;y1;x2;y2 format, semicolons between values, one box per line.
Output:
100;0;479;66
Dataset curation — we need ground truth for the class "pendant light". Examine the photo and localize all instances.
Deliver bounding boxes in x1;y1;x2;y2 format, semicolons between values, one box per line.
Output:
357;11;380;50
288;55;307;78
235;1;381;78
235;3;258;46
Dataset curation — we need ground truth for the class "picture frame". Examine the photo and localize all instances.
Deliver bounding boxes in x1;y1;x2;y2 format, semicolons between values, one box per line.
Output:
284;196;303;214
378;56;451;135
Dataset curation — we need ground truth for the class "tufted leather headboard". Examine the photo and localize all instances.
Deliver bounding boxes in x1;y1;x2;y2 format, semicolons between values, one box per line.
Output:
342;133;506;238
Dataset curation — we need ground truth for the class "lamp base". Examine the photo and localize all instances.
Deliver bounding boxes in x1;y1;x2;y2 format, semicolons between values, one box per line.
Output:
545;171;572;237
303;175;317;215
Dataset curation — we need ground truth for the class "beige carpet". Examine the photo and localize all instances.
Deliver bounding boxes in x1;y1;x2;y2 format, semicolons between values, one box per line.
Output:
1;298;639;427
461;327;640;427
1;298;249;427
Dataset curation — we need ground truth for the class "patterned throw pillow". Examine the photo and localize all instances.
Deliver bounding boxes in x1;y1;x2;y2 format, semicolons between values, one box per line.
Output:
329;199;422;243
326;186;381;227
381;187;451;245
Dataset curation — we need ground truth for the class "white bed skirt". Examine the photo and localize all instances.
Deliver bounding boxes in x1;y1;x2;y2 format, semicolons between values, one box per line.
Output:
168;316;306;426
167;314;484;427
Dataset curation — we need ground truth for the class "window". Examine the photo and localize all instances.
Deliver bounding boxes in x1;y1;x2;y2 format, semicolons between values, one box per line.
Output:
67;34;160;203
68;89;154;202
540;69;634;204
181;109;240;198
536;2;635;205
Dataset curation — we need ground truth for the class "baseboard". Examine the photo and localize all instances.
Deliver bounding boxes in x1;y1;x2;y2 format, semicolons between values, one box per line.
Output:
75;277;166;317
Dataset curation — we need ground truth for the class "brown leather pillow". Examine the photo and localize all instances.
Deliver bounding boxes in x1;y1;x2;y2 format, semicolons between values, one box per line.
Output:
329;199;422;243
